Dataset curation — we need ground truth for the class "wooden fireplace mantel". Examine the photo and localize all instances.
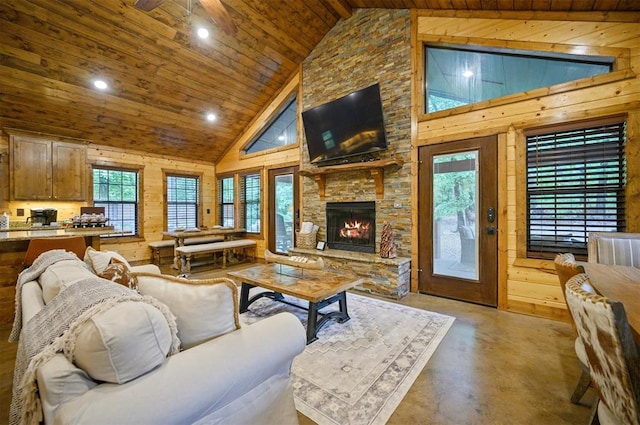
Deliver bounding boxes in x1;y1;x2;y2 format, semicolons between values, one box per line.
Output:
299;157;404;199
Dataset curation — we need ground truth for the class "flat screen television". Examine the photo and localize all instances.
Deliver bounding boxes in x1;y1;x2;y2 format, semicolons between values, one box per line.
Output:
302;83;388;165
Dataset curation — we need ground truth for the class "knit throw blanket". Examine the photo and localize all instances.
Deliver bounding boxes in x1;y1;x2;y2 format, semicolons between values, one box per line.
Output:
9;253;180;425
9;249;88;343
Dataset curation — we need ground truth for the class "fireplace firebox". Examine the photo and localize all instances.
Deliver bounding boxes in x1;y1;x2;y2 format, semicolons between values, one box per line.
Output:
326;201;376;253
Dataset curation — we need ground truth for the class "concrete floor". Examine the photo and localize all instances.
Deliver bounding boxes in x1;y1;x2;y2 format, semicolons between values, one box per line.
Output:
1;262;595;424
317;292;597;425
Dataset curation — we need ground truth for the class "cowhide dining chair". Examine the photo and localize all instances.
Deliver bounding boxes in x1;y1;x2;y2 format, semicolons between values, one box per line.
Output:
565;273;640;425
554;253;591;404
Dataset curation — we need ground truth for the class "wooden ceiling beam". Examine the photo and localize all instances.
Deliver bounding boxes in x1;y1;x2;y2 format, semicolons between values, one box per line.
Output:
325;0;353;20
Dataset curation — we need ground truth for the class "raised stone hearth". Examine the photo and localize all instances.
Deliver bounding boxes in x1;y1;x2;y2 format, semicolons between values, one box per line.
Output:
290;247;410;299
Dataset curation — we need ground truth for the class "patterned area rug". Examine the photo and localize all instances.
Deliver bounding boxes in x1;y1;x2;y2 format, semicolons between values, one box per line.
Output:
239;291;455;425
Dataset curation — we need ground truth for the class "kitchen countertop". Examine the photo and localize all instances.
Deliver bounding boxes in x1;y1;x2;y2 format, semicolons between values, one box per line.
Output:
0;227;124;241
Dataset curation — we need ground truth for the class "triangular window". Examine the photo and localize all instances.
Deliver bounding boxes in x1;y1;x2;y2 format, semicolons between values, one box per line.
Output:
245;94;297;154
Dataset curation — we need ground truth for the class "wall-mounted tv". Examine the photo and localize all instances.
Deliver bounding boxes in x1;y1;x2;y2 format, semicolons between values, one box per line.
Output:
302;83;388;165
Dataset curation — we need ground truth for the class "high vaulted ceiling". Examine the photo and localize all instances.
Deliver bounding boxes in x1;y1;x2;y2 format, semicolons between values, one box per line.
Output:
0;0;636;163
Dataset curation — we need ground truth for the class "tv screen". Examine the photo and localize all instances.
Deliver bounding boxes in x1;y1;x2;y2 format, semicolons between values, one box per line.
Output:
302;83;388;165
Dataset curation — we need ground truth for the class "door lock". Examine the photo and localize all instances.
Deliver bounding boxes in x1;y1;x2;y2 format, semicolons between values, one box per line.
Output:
487;207;495;223
487;226;496;235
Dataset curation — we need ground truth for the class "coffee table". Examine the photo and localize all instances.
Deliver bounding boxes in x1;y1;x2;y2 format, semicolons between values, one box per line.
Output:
227;263;363;344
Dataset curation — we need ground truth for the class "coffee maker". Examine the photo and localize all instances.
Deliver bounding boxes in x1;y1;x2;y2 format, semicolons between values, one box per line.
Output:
28;208;58;226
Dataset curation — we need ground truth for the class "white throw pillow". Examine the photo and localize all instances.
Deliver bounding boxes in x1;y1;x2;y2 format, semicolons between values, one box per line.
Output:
39;259;96;304
135;273;239;349
73;301;172;384
84;246;131;275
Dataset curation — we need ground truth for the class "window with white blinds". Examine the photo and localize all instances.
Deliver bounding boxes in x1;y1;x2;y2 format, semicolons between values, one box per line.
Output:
167;175;199;230
526;118;626;259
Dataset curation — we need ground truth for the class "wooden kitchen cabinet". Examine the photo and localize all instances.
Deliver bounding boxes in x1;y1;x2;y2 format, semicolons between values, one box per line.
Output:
10;134;87;201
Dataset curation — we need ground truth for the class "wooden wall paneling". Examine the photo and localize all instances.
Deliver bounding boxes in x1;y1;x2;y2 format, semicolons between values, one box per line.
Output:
507;297;570;321
84;146;217;262
0;240;30;324
508;280;566;306
0;151;6;210
627;110;640;231
417;76;640;144
416;13;640;321
497;132;509;310
410;8;421;293
508;267;560;286
514;129;527;259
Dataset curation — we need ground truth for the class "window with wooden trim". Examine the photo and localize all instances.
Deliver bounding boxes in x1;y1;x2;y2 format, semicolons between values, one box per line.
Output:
526;118;626;260
166;174;199;230
218;176;235;227
425;45;613;114
241;173;261;233
93;167;139;236
244;94;297;154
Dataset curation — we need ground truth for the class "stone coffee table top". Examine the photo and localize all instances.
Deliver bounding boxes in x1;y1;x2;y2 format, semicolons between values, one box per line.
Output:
227;263;362;303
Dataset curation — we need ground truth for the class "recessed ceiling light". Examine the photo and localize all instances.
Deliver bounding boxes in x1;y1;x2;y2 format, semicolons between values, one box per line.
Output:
197;28;209;39
93;80;108;90
206;113;217;122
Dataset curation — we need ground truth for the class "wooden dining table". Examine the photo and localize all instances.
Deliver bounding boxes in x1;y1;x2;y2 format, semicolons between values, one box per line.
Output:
161;227;246;269
580;262;640;345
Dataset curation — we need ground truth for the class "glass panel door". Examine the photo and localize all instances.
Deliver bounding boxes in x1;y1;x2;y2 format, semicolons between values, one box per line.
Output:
275;174;294;253
432;151;479;280
269;166;299;255
418;135;498;306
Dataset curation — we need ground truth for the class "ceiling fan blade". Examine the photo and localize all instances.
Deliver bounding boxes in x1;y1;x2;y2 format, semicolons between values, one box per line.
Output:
134;0;166;12
199;0;238;35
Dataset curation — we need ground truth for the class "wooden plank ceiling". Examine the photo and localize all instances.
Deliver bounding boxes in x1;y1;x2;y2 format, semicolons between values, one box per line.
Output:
0;0;635;163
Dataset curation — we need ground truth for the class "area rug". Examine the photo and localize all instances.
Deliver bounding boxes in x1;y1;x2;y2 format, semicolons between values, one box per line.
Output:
239;291;455;425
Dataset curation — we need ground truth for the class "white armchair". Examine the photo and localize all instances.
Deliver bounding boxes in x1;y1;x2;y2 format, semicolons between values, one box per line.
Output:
587;232;640;266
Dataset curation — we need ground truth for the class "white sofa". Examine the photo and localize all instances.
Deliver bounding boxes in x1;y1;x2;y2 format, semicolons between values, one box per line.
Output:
13;249;306;425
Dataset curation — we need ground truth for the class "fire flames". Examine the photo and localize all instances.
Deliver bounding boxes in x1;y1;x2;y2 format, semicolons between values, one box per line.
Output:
339;220;370;239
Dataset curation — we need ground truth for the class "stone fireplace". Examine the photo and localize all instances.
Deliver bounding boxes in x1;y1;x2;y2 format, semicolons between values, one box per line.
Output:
294;9;412;299
326;201;376;253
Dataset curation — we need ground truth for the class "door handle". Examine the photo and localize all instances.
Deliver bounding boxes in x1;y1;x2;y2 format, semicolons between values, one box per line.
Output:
487;226;496;235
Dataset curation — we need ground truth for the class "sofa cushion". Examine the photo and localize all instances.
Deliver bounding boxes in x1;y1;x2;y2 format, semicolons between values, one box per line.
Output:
73;301;172;384
37;353;97;423
98;258;134;288
135;273;239;349
84;246;131;275
39;259;96;304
